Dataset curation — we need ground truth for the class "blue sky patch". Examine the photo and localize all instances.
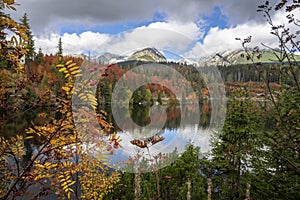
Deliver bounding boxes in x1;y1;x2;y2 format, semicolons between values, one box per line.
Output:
200;6;228;43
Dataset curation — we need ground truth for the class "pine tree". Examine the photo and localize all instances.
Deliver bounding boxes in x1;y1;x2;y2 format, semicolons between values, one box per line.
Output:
20;13;35;65
0;4;7;68
0;4;6;42
57;37;63;58
157;91;162;105
35;47;43;65
210;94;262;199
104;145;207;199
237;1;300;198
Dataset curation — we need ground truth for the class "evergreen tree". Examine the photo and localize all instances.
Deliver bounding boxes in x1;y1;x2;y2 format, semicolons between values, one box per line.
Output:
35;47;43;65
157;91;162;105
104;145;207;200
250;86;300;200
0;1;28;73
20;13;35;67
237;1;300;198
0;4;6;42
144;88;152;103
210;94;262;199
0;3;7;68
132;90;143;104
57;37;63;58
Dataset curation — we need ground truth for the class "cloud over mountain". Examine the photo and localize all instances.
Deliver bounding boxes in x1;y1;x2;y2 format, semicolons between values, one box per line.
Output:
11;0;297;59
34;21;202;55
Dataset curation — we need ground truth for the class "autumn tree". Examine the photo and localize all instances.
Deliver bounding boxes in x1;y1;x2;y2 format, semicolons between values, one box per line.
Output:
0;59;121;199
0;2;121;198
0;0;31;114
0;0;28;73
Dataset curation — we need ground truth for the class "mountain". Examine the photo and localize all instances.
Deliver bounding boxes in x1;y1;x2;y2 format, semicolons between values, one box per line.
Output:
178;58;198;66
198;49;244;66
97;52;126;64
198;49;300;66
128;47;167;62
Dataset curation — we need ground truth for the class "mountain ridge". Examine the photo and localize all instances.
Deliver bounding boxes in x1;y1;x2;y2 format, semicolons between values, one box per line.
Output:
128;47;167;63
198;49;300;66
67;48;300;66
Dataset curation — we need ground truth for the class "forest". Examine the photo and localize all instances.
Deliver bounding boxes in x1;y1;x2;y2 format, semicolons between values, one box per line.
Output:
0;0;300;199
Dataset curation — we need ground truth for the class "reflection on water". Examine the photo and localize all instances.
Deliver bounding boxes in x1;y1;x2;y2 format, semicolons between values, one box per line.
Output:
100;101;218;171
0;101;221;172
0;107;54;138
103;101;213;133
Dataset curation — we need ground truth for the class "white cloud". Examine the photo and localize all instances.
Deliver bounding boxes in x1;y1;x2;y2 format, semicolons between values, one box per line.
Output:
183;22;272;59
34;34;60;55
35;21;203;56
187;8;300;59
146;21;204;40
106;21;203;55
35;32;110;55
184;11;291;59
34;8;299;59
202;22;275;52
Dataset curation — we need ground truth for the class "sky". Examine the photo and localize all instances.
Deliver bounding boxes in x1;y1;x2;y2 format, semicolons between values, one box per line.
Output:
8;0;295;60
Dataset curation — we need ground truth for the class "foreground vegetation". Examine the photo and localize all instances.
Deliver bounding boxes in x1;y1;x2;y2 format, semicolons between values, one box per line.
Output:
0;0;299;199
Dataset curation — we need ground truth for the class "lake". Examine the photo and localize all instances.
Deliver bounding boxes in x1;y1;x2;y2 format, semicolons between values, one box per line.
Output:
99;101;225;172
0;100;226;172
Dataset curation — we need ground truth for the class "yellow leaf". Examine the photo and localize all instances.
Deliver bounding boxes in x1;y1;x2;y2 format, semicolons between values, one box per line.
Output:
65;60;72;65
67;63;77;68
71;70;81;75
59;68;67;72
61;181;68;187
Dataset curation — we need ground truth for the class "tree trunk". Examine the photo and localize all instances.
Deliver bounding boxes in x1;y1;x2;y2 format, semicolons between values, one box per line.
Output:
135;172;141;200
187;179;191;200
245;183;251;200
154;170;160;198
207;178;212;200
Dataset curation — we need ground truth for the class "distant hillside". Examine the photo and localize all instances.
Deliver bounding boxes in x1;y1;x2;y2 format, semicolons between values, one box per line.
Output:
198;49;300;66
128;47;167;63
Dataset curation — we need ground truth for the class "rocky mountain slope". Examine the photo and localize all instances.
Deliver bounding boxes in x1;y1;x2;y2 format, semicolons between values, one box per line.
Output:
128;47;167;62
198;49;300;66
97;52;126;64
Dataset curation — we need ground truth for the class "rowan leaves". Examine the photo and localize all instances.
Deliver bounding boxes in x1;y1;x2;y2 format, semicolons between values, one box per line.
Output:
79;153;120;200
56;60;82;98
0;0;28;73
0;0;120;198
58;169;75;200
0;58;120;199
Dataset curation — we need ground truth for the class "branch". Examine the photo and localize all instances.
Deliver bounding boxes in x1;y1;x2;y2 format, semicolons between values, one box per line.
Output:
3;116;67;199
